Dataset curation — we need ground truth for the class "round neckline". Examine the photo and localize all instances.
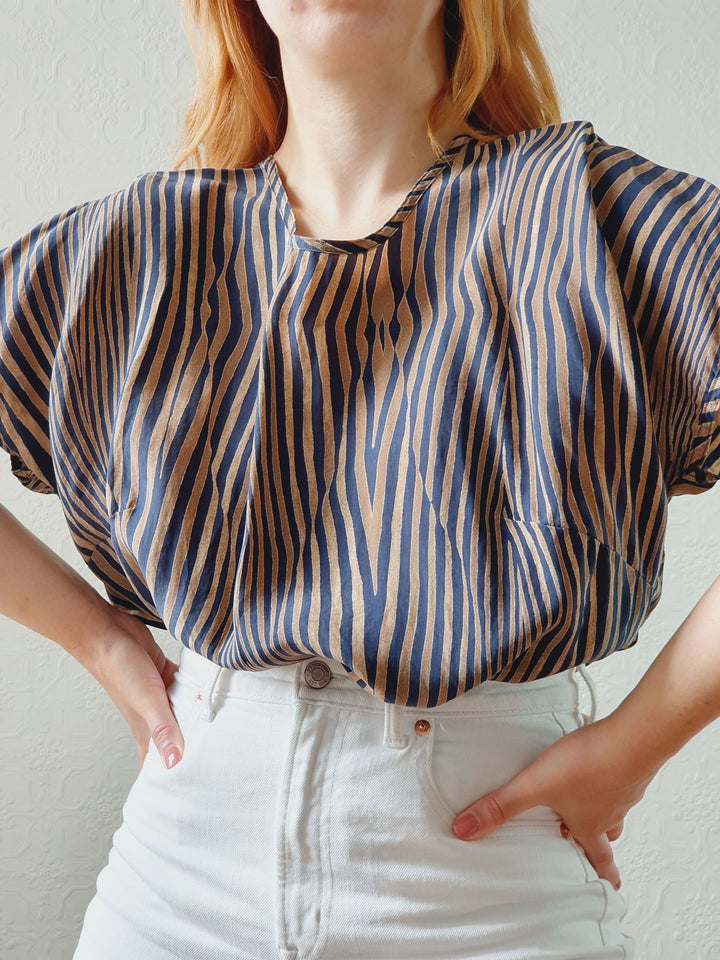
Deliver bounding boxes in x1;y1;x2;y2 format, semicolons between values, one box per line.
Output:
263;133;475;254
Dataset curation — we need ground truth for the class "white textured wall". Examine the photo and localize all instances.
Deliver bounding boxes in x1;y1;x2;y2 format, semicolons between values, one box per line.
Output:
1;1;719;957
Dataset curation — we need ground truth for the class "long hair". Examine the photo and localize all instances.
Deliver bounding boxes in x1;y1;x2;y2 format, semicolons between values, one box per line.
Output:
171;0;562;171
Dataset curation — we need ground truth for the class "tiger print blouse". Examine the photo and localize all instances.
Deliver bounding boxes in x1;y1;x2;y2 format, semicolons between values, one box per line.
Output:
1;119;719;707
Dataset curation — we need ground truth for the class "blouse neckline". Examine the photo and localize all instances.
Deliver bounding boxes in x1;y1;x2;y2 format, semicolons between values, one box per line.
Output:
262;133;475;255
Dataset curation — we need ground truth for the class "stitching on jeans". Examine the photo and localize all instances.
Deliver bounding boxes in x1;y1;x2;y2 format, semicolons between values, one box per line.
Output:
414;722;564;833
273;698;305;955
295;697;579;718
567;835;619;950
179;683;579;723
197;664;224;721
578;663;599;723
568;667;585;728
596;878;612;949
383;702;408;748
207;691;580;717
208;692;295;707
181;672;578;717
550;710;577;737
314;709;350;960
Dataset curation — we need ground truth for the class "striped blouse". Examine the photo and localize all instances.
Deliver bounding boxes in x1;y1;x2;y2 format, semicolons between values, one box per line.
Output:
1;119;719;708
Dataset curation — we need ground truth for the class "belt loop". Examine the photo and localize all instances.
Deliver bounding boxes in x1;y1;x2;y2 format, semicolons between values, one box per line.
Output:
383;701;408;749
577;663;598;723
196;664;224;722
569;667;584;727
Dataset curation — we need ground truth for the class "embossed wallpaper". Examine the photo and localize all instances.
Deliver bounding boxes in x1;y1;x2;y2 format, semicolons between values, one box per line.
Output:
1;1;719;958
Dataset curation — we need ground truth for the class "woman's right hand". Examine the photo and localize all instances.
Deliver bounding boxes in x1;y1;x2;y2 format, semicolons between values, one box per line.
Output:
77;604;186;771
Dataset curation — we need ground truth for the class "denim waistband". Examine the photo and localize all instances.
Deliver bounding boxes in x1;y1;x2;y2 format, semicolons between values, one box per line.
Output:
172;643;595;748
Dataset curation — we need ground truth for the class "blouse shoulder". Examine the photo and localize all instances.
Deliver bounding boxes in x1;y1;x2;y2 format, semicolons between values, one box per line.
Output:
0;175;168;624
573;121;720;496
0;189;119;494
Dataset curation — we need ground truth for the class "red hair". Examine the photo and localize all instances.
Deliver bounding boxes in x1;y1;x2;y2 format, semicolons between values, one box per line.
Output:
172;0;562;170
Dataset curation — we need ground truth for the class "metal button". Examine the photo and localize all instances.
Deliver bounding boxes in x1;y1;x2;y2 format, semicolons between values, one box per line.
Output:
414;719;431;735
304;660;332;689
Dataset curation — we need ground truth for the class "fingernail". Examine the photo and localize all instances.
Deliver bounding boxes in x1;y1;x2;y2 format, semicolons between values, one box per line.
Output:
164;747;181;769
560;822;570;838
453;813;479;839
614;879;622;890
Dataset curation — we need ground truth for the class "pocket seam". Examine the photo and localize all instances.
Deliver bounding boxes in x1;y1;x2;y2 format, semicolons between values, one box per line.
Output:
550;709;581;737
501;511;656;592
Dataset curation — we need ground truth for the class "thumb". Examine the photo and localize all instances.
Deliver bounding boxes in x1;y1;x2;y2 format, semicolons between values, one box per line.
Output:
149;709;185;771
452;777;534;840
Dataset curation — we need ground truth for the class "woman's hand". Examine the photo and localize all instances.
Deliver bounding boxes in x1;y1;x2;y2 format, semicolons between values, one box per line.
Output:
450;714;659;889
76;605;185;771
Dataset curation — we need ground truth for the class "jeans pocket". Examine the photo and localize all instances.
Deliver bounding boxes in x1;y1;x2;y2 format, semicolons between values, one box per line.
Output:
413;708;572;832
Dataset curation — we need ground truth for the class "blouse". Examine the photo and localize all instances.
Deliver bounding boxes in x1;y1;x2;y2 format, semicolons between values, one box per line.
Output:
1;119;719;708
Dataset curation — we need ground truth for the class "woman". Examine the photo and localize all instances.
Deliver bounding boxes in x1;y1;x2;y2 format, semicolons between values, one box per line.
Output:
1;0;719;956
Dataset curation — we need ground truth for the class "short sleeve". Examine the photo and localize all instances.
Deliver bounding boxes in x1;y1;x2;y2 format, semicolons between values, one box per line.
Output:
0;200;95;495
0;184;166;629
583;126;720;497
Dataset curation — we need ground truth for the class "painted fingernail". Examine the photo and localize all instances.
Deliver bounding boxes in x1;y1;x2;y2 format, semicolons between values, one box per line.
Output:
614;879;622;890
164;747;181;769
560;822;570;838
453;813;479;838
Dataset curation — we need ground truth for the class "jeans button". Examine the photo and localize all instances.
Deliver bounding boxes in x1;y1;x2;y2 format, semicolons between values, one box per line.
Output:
304;660;332;689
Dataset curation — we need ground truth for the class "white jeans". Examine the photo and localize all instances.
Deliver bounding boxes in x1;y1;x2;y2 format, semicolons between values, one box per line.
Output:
73;645;634;959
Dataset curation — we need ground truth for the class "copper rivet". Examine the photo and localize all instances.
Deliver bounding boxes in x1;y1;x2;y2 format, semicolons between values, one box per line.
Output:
414;719;431;735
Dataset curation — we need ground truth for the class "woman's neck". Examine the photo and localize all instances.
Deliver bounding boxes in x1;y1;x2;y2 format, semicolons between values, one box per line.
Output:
269;6;465;240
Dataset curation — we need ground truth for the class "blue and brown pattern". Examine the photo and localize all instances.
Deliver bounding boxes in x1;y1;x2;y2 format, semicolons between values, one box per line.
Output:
1;120;718;706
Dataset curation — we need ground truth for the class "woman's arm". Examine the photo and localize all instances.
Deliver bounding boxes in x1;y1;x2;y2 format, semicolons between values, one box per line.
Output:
0;500;186;769
602;572;720;773
0;501;114;656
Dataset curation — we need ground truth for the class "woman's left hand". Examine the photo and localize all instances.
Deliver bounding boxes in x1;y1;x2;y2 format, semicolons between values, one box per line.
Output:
450;713;659;890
